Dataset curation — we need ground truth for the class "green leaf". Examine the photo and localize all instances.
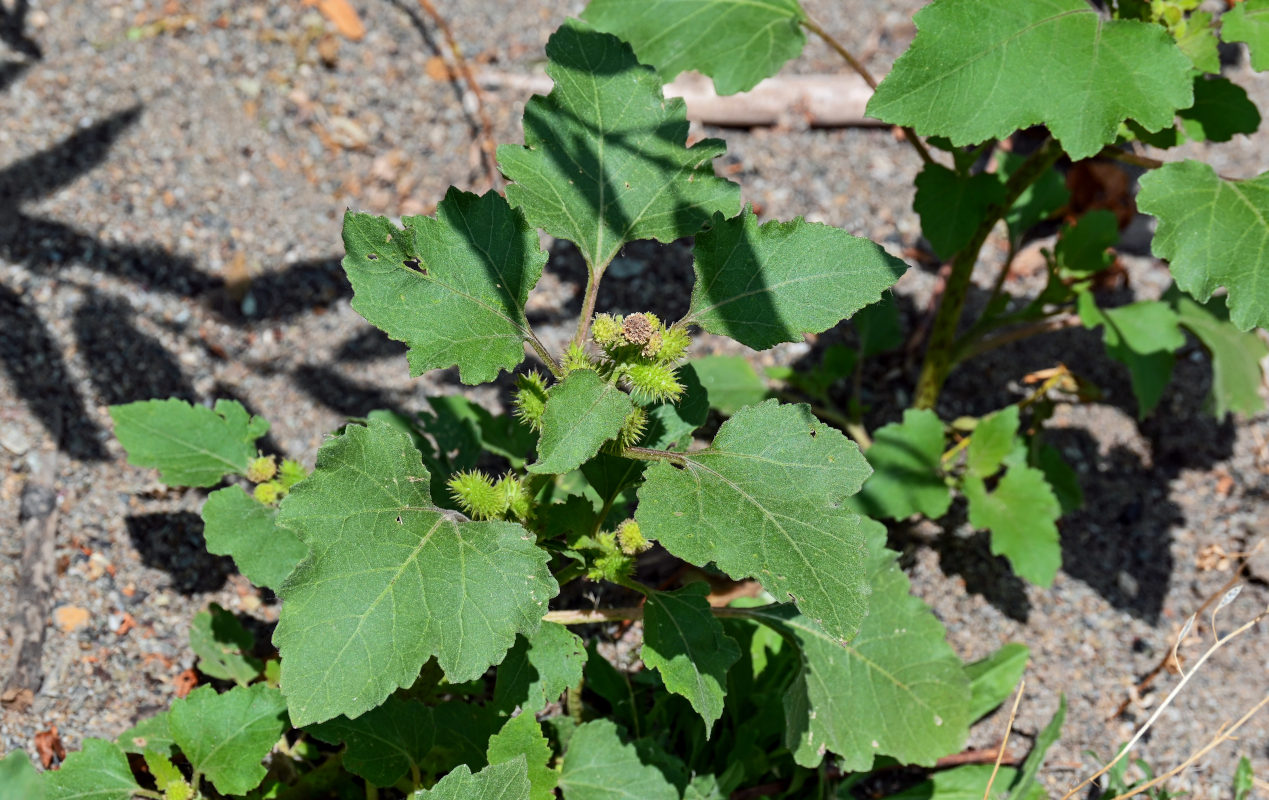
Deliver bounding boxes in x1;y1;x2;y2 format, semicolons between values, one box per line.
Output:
493;622;587;716
487;713;558;800
529;370;634;475
142;751;190;800
688;355;770;417
885;764;1044;800
169;684;288;796
499;19;740;272
913;165;1006;260
1077;294;1185;417
44;739;140;800
1170;289;1268;417
963;464;1061;587
341;189;547;385
997;151;1070;241
422;396;538;470
0;750;42;800
414;759;532;800
581;0;806;95
1138;160;1269;331
641;583;741;732
1235;755;1255;800
748;525;971;770
1055;210;1118;278
1223;0;1269;71
1177;11;1220;73
1179;76;1261;143
1006;694;1066;800
855;292;904;358
559;719;678;800
274;420;557;725
867;0;1193;160
636;400;872;645
964;643;1028;721
1037;444;1083;515
116;711;176;756
109;398;267;487
643;364;709;450
202;487;306;591
967;407;1020;479
856;409;951;521
190;602;262;686
684;209;907;350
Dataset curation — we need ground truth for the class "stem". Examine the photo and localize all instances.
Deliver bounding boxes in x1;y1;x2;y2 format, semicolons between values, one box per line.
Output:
132;791;165;800
800;16;933;166
544;608;643;625
526;334;563;377
913;138;1064;410
573;271;602;349
619;446;690;466
955;313;1081;363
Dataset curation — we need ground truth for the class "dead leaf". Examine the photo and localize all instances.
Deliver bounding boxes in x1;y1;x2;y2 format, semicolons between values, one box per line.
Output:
173;668;198;699
34;726;65;768
1;687;34;713
53;605;90;634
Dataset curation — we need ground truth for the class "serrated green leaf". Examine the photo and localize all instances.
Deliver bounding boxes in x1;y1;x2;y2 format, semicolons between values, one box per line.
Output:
688;355;770;417
116;711;176;757
1235;755;1255;800
142;751;190;800
996;151;1070;242
1077;294;1184;417
1178;11;1220;73
1055;210;1118;279
414;759;532;800
748;524;970;770
885;764;1044;800
967;406;1019;479
341;190;547;384
867;0;1193;160
914;165;1006;260
529;370;633;475
856;409;951;521
581;0;806;95
684;209;907;350
964;643;1028;722
643;364;709;450
1179;76;1261;143
855;292;904;358
559;719;678;800
636;400;872;645
423;396;538;470
493;622;587;715
1138;160;1269;331
109;398;267;487
487;714;558;800
190;602;262;686
44;739;140;800
1169;289;1268;417
202;487;306;591
641;583;741;733
963;464;1061;587
1223;0;1269;71
169;684;288;796
499;19;740;272
0;750;42;800
274;420;558;725
1006;694;1065;800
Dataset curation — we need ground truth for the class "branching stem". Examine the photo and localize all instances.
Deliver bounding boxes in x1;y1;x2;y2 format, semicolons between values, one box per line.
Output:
619;446;690;466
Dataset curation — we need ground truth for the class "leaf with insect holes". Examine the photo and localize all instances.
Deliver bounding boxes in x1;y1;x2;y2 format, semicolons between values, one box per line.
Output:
867;0;1193;160
42;739;140;800
201;486;306;591
581;0;806;94
963;465;1062;587
274;420;557;726
415;759;533;800
498;19;740;272
637;399;872;646
169;684;289;796
856;409;951;521
1223;0;1269;71
559;719;678;800
1168;288;1268;417
1138;160;1269;331
529;370;633;475
914;164;1005;260
487;713;558;800
109;398;268;487
341;189;547;385
685;209;907;350
1077;294;1185;417
744;523;970;770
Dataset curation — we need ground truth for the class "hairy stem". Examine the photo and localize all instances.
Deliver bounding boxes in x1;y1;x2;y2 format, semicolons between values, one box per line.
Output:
619;445;690;466
913;138;1064;410
526;334;563;377
573;270;603;349
543;605;753;625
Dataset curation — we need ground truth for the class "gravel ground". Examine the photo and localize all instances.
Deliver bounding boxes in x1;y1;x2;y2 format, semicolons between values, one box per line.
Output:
1;1;1268;797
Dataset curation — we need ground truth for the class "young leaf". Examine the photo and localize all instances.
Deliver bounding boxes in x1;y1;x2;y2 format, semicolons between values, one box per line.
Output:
341;189;547;385
643;364;709;450
689;355;771;417
189;602;262;686
1054;210;1118;278
636;400;872;645
116;711;176;756
641;583;742;733
143;751;191;800
1178;11;1220;74
487;713;558;800
967;406;1019;479
581;0;806;95
1222;0;1269;71
558;719;678;800
414;758;533;800
498;19;740;272
1138;160;1269;330
493;622;587;716
1234;756;1255;800
885;764;1044;800
963;465;1061;587
202;486;306;591
1077;294;1185;417
1037;444;1083;515
43;739;141;800
913;165;1006;260
1170;289;1269;417
684;209;907;350
855;409;952;521
747;523;971;770
529;370;634;475
274;420;558;725
109;398;267;487
1005;694;1066;800
868;0;1193;160
0;750;42;800
964;642;1029;721
169;684;289;796
1179;76;1261;143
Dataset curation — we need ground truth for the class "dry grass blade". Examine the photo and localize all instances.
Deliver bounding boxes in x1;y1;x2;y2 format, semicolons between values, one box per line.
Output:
982;678;1026;800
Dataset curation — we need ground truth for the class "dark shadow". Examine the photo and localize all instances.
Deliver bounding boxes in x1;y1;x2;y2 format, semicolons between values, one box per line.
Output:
292;362;409;419
220;256;350;321
73;290;195;406
335;326;407;362
0;58;29;93
125;512;235;594
0;0;41;60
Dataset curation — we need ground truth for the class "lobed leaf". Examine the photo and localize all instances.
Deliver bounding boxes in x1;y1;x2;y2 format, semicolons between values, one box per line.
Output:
169;684;289;796
43;739;140;800
1054;210;1117;278
558;719;678;800
529;370;633;475
189;602;262;686
202;486;306;591
493;622;588;716
487;713;558;800
967;406;1019;479
1178;11;1220;74
0;751;42;800
963;465;1062;587
414;759;533;800
274;420;557;725
1223;0;1269;71
913;165;1005;260
109;398;267;487
1179;76;1261;144
1077;294;1185;417
856;409;951;521
1169;289;1268;417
